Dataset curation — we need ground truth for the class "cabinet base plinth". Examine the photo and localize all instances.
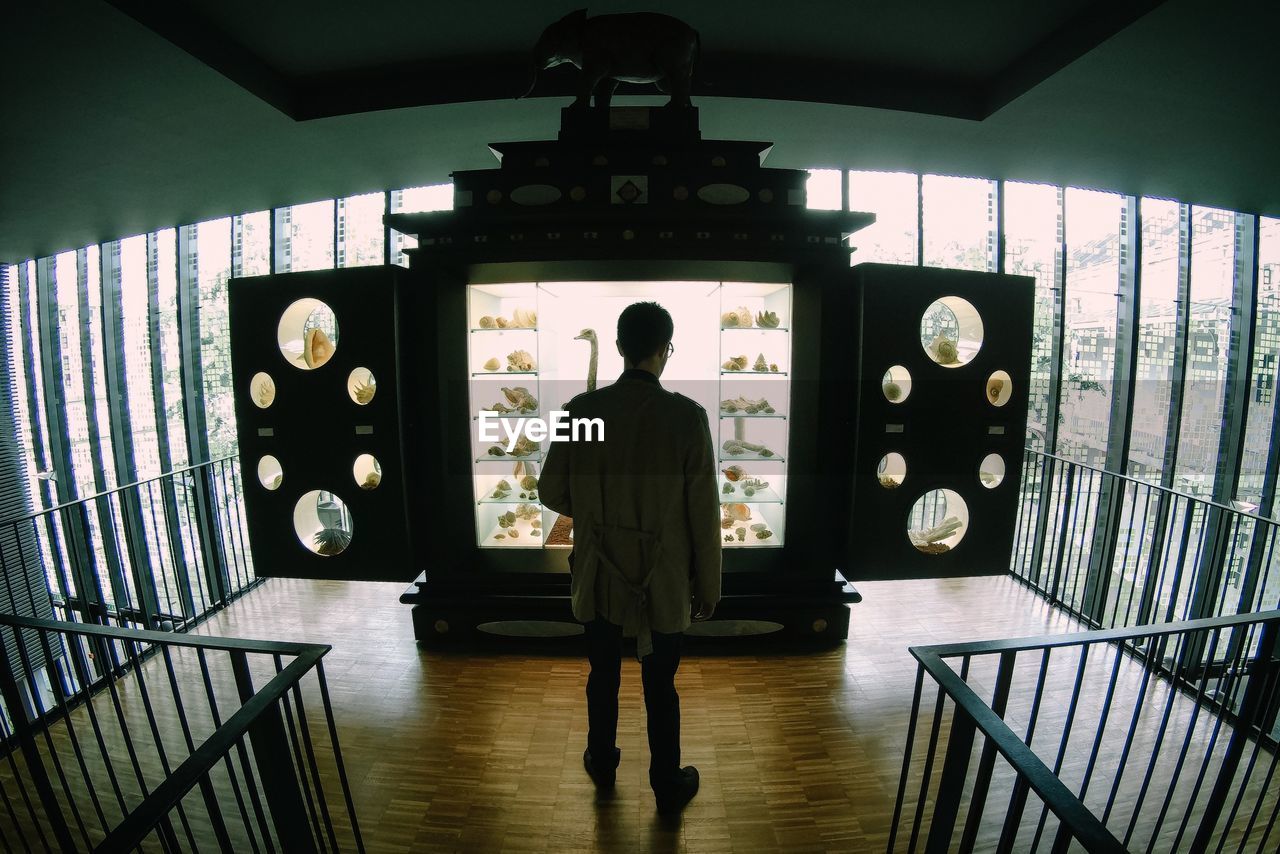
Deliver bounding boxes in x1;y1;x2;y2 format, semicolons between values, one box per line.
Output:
405;594;853;650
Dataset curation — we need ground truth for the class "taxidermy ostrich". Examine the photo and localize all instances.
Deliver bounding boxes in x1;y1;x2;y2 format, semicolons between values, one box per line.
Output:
575;328;599;392
548;328;599;547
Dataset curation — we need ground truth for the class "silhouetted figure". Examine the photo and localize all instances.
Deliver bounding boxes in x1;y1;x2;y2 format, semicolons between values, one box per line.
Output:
541;301;721;814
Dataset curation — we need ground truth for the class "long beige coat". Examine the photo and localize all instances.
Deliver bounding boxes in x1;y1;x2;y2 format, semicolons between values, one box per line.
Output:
540;370;722;654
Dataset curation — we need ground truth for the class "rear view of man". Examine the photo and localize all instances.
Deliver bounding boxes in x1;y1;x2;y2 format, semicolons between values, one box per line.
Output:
540;301;722;814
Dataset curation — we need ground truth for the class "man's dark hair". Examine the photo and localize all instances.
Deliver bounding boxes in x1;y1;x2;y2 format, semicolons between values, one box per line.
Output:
617;301;674;363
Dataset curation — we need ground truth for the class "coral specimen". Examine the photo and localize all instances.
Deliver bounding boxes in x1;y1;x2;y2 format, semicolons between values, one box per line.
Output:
883;382;902;402
879;476;901;489
722;355;748;372
749;523;773;540
725;534;736;542
507;350;536;372
483;357;500;372
929;334;959;365
722;465;746;482
490;386;538;414
512;307;537;329
302;327;335;369
769;364;779;373
514;503;540;522
352;377;376;404
479;315;497;329
735;527;746;542
720;396;774;415
722;482;734;494
753;353;768;372
909;516;962;552
756;310;780;329
312;526;351;556
742;477;769;491
252;375;275;408
722;439;774;457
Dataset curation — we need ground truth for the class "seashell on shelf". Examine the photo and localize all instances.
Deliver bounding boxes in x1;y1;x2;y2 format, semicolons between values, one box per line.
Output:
506;350;536;371
879;476;901;489
515;503;540;521
482;357;500;372
720;312;739;328
731;306;753;327
520;475;538;491
361;471;381;490
722;438;773;457
722;355;748;371
487;446;506;456
512;307;537;328
496;317;510;328
479;316;497;329
302;327;335;369
722;465;746;482
510;436;540;457
722;503;752;523
756;310;780;329
752;353;768;372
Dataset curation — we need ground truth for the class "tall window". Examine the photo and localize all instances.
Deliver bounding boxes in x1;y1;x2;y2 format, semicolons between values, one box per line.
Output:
1128;198;1182;481
848;171;919;265
390;184;453;266
1003;182;1061;449
153;229;189;467
1058;189;1123;466
922;175;996;272
233;211;271;277
193;218;237;459
337;192;385;268
279;199;336;272
804;169;842;210
1173;207;1236;498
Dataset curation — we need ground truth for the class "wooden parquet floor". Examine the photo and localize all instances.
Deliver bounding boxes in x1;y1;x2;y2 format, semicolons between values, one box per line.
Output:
176;574;1081;853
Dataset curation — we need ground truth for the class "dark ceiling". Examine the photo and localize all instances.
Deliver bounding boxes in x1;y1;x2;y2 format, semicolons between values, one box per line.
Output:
2;0;1278;263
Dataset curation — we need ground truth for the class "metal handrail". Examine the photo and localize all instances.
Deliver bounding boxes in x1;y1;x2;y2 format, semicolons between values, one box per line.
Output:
1026;449;1280;527
0;455;239;525
896;608;1280;853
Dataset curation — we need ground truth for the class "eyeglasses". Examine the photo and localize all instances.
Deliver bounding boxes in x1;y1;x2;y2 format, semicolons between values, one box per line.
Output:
666;342;675;357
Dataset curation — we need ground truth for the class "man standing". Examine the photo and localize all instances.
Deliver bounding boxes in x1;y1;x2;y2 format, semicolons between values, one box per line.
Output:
540;301;722;814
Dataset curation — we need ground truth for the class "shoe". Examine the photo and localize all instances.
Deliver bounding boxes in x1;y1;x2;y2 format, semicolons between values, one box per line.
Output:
584;747;619;789
653;766;699;814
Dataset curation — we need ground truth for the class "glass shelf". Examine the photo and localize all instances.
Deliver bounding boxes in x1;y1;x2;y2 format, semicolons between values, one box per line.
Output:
482;519;545;547
719;452;784;463
473;411;542;421
472;370;538;377
720;326;790;333
721;537;782;548
717;481;783;503
718;411;785;419
720;370;787;377
470;327;538;333
476;452;543;463
477;495;543;505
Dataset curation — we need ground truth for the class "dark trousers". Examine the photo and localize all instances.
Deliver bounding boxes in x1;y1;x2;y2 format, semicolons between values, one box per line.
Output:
584;618;683;788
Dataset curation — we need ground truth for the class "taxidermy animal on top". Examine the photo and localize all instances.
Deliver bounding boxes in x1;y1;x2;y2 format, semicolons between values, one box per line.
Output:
518;9;700;109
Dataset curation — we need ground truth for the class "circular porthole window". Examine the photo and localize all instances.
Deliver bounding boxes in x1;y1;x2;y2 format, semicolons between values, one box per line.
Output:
347;367;376;405
293;490;352;556
278;298;339;370
980;454;1006;489
907;488;969;554
920;297;983;368
256;455;282;491
882;365;912;403
353;454;382;490
986;370;1013;407
249;372;276;409
878;452;906;489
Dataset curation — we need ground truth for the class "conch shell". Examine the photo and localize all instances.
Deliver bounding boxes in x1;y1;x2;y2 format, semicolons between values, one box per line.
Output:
722;355;748;371
352;377;376;404
752;353;768;372
722;465;746;482
482;357;500;372
496;317;510;328
512;307;537;329
479;316;497;329
252;375;275;408
302;327;334;369
756;310;780;329
987;377;1005;404
731;306;753;327
507;350;536;371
